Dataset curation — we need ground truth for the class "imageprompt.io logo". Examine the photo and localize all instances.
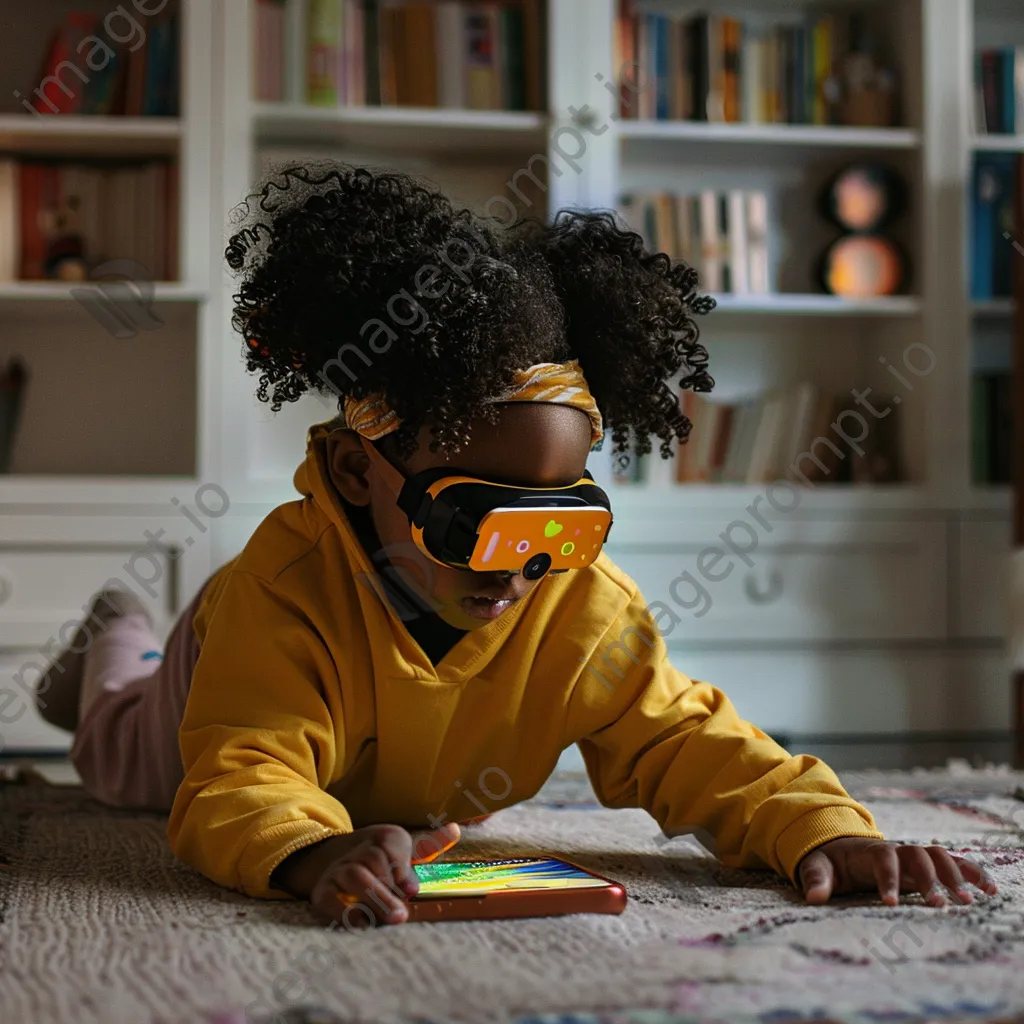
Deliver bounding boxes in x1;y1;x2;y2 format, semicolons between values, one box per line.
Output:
71;259;164;339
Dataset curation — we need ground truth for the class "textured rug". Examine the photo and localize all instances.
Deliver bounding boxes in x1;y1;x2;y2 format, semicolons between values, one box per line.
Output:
1;763;1023;1024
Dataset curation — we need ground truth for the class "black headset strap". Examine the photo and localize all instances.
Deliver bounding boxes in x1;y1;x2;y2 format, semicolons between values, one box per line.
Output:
359;436;429;521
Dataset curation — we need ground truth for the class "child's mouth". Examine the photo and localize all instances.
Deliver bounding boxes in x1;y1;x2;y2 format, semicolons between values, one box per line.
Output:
459;596;517;621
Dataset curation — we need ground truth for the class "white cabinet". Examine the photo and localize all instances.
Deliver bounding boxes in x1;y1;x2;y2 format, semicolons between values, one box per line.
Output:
609;519;947;643
954;518;1011;641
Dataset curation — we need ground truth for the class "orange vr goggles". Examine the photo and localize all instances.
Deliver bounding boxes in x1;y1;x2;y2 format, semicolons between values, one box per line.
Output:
361;437;613;581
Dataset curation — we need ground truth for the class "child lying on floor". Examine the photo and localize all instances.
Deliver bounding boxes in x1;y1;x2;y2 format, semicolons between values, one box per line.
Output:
43;163;995;925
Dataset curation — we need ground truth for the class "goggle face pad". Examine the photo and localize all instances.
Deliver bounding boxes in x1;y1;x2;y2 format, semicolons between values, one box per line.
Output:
407;476;613;572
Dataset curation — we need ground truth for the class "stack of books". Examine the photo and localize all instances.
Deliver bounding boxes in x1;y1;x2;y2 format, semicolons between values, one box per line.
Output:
254;0;545;111
970;153;1018;300
0;357;28;474
974;47;1024;135
676;384;903;486
971;372;1013;485
22;9;179;117
0;159;179;282
613;3;862;125
619;190;771;294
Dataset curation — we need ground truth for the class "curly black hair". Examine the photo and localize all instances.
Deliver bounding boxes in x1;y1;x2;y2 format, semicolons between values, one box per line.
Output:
226;161;714;460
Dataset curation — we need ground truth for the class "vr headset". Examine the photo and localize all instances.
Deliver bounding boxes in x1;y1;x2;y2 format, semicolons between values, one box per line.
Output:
360;437;613;580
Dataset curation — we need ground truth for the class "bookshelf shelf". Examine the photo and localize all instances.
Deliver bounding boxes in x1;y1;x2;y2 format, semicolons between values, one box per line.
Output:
971;298;1014;316
0;476;203;508
971;134;1024;153
0;283;206;302
0;115;182;157
965;485;1013;511
252;104;548;154
711;294;922;317
605;484;940;514
617;121;922;150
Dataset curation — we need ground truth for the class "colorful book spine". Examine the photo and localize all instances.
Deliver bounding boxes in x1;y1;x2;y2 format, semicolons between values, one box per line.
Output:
307;0;343;105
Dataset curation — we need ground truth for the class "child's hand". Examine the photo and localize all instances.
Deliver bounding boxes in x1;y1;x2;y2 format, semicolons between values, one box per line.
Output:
798;837;998;906
273;822;461;925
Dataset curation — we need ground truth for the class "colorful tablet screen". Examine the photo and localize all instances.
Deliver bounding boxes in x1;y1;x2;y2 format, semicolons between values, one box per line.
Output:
412;858;607;897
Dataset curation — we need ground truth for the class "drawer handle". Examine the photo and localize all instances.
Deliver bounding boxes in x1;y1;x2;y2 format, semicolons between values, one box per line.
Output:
0;575;10;607
744;568;783;605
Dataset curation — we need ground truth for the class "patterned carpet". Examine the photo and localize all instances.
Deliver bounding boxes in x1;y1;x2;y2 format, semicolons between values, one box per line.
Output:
1;762;1023;1024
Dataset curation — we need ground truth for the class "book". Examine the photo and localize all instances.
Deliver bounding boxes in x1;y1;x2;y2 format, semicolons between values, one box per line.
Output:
653;193;676;256
981;50;1003;135
0;161;19;283
653;13;669;121
676;390;697;482
1003;47;1017;135
971;153;1016;299
726;190;749;294
742;32;763;123
436;2;465;108
811;16;833;125
1017;46;1024;135
699;190;722;292
0;357;29;475
363;0;382;105
674;195;697;267
851;397;902;484
465;6;501;111
746;393;784;483
285;0;309;102
395;4;438;107
308;0;343;105
522;0;545;113
612;9;895;128
777;381;818;477
746;191;770;293
990;372;1014;484
971;375;991;485
18;165;45;280
31;14;97;116
969;372;1014;485
722;17;741;123
689;15;709;122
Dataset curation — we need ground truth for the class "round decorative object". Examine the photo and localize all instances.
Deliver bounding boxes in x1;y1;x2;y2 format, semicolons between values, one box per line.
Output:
820;163;907;233
820;235;907;298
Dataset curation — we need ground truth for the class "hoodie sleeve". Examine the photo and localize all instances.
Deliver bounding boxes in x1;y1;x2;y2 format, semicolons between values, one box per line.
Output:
167;568;353;898
567;584;883;885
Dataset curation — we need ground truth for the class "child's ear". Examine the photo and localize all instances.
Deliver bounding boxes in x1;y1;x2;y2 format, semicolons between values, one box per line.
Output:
326;430;372;506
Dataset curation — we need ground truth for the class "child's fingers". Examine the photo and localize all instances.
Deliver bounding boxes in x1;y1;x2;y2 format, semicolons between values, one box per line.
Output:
928;847;973;904
871;845;901;906
898;845;945;906
333;862;409;925
410;823;462;866
954;855;998;895
798;849;835;904
366;825;418;896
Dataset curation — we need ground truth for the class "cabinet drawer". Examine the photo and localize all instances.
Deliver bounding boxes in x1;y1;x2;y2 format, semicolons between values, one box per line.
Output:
668;648;1011;735
0;651;71;753
608;519;946;643
955;519;1009;640
0;546;173;647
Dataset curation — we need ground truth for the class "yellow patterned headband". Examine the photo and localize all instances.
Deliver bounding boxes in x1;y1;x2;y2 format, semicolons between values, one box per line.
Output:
343;360;604;448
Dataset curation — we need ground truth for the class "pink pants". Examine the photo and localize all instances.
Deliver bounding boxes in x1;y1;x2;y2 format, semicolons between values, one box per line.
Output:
70;583;207;811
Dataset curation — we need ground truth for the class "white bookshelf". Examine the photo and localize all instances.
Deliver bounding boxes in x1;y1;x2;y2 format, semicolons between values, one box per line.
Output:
618;121;922;149
971;135;1024;153
0;282;207;301
253;103;548;153
0;0;1018;750
0;114;183;157
711;294;922;316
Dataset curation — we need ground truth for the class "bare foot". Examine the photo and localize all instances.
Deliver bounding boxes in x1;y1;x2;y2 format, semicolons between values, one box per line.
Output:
37;589;151;732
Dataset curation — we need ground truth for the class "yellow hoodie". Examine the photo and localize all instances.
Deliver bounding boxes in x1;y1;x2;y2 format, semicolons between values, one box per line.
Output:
167;423;883;898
